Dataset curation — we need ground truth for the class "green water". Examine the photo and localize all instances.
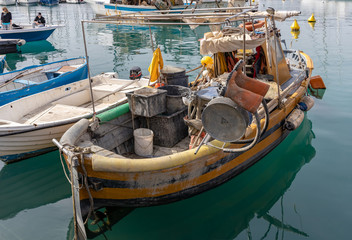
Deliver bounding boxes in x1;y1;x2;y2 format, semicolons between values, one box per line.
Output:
0;1;351;239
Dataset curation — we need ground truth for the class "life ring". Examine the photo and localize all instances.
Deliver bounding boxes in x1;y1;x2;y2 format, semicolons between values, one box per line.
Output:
239;20;265;31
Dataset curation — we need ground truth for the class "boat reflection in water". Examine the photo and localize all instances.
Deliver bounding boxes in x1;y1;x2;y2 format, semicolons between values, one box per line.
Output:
5;40;64;70
19;40;59;55
66;115;315;239
0;151;71;220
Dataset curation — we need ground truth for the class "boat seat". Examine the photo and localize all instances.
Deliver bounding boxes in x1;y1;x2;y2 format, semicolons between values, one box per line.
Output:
13;79;38;85
24;104;93;124
91;84;127;100
57;65;77;73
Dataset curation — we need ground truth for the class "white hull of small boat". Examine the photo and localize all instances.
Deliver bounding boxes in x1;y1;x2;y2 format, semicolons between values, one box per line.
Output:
0;0;16;5
66;0;85;3
0;74;149;163
17;0;39;4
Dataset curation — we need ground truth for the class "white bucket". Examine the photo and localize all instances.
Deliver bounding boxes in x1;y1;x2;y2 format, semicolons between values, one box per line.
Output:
134;128;154;157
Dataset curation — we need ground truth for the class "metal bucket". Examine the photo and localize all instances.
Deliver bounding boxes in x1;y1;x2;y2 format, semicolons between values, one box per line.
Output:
201;97;250;142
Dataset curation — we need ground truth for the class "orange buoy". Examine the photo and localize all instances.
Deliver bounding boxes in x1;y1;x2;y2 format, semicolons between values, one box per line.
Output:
239;20;265;31
310;75;326;89
154;82;165;88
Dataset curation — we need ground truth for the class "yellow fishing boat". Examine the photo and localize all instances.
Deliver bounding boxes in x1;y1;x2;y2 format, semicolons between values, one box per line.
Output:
53;8;325;239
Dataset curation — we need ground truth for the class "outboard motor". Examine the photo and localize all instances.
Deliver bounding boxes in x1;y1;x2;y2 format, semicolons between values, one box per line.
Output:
129;66;142;80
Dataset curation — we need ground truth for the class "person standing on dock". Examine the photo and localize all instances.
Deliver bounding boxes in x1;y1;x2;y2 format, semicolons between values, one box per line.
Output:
32;13;46;28
1;7;12;30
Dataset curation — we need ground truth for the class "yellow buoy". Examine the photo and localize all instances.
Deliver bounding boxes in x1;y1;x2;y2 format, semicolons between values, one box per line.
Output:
291;30;300;39
308;13;316;22
201;56;214;69
290;19;300;31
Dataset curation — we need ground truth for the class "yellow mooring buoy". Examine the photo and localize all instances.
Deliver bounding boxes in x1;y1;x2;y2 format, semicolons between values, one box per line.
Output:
291;19;300;31
308;13;316;22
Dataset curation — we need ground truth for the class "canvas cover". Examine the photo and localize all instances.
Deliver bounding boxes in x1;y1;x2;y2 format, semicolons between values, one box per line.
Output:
200;32;266;55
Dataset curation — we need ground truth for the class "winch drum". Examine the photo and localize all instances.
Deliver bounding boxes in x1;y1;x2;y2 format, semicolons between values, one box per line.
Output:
201;97;250;142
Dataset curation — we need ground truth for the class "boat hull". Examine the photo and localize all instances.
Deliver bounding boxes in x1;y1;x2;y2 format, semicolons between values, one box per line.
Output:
89;1;186;16
0;0;16;5
17;0;39;4
0;26;59;42
40;0;59;5
0;123;74;163
0;39;25;54
63;81;309;217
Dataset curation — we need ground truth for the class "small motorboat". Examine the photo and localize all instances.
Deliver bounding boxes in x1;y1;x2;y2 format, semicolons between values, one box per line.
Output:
0;0;16;5
17;0;39;4
0;24;61;42
0;39;26;54
0;73;149;163
0;57;88;106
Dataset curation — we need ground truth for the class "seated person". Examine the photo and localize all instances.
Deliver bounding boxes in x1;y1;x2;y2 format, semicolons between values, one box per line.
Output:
32;12;45;28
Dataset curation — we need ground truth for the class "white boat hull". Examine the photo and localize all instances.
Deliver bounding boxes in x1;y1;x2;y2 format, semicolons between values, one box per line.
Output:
17;0;39;4
66;0;85;3
0;74;149;163
0;0;16;5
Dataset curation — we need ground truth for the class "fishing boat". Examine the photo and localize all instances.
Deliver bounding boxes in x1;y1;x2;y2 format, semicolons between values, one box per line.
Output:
53;8;325;239
0;0;16;5
0;57;87;106
88;0;188;16
0;25;61;42
0;39;26;54
0;55;5;73
40;0;59;5
0;73;149;163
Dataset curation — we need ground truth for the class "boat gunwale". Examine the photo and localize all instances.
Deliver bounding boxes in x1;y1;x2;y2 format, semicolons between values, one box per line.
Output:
63;78;309;174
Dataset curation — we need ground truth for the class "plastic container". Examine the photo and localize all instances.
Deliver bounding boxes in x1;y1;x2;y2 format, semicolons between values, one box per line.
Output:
134;128;154;157
126;88;167;117
158;85;190;114
149;108;188;147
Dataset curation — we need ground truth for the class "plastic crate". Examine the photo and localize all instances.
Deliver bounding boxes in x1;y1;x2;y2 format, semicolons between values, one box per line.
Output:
126;88;167;117
149;108;188;147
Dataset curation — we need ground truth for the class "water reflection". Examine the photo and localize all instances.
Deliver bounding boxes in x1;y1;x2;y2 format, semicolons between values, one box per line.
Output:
103;24;208;79
0;151;71;220
67;116;315;239
5;41;63;70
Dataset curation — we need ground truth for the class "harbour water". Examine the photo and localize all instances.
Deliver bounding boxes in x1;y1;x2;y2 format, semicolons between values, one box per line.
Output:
0;0;351;239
